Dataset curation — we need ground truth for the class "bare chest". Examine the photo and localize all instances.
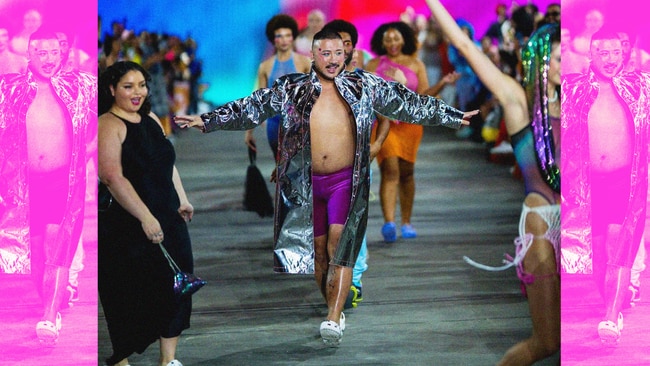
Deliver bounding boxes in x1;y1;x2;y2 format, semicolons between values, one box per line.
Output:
25;86;72;172
587;88;633;172
309;87;356;173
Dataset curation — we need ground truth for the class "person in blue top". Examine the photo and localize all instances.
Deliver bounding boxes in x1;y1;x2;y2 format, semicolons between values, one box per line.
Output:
245;14;311;161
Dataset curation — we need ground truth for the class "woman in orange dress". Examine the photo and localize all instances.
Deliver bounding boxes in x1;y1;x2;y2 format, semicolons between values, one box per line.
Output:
366;21;430;242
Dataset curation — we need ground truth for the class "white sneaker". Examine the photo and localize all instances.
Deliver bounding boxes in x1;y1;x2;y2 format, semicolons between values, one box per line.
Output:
166;360;183;366
490;141;513;154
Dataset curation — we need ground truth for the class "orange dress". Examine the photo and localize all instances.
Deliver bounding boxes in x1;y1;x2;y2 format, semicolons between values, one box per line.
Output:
371;56;423;164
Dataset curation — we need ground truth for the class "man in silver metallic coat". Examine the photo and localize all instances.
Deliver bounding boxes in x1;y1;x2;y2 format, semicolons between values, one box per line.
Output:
562;28;650;345
176;29;476;345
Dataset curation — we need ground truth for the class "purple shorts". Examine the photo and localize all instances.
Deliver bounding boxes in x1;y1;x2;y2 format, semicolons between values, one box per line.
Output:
312;166;353;237
29;166;69;236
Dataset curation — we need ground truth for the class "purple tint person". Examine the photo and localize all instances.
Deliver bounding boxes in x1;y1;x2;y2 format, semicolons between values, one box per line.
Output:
175;28;477;346
427;1;561;364
0;19;27;74
9;9;42;57
562;27;650;345
0;27;97;346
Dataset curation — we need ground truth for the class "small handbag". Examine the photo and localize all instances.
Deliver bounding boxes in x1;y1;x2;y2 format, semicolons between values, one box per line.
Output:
243;147;274;217
160;243;206;298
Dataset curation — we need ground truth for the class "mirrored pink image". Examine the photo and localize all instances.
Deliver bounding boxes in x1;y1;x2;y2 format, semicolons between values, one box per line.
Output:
0;0;97;364
561;0;650;364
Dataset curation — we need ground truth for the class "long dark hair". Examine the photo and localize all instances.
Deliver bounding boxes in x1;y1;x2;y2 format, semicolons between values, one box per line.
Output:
98;61;152;116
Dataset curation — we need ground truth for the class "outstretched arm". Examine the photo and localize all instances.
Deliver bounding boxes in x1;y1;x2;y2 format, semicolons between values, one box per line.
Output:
425;0;528;135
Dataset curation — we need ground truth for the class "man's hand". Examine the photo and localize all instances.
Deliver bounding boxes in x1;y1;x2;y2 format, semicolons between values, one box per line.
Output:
174;115;205;130
461;109;479;125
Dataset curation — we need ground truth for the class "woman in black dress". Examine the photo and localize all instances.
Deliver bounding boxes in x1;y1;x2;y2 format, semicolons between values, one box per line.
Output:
98;61;194;366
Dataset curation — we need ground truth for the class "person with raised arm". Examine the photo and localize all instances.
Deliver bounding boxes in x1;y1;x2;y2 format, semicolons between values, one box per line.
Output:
426;1;560;364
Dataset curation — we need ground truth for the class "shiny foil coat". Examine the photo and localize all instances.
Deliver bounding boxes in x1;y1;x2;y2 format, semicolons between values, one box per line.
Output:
561;69;650;274
0;69;97;274
201;68;464;273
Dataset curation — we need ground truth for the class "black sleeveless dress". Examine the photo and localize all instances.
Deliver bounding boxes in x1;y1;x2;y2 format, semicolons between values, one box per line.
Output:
98;113;193;364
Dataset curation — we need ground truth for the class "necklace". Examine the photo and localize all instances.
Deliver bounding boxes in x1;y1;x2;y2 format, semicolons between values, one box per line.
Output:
548;90;558;103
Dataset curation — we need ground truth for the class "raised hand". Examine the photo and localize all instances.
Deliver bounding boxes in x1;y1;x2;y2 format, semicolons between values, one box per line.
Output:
174;115;204;130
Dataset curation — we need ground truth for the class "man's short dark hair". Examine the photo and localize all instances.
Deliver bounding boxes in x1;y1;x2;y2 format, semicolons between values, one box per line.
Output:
265;14;299;44
590;27;622;45
322;19;358;47
28;27;59;45
312;28;343;47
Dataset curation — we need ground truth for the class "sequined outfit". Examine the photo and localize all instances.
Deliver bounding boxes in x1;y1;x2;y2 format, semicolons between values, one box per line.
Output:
561;69;650;273
0;69;96;274
200;67;464;273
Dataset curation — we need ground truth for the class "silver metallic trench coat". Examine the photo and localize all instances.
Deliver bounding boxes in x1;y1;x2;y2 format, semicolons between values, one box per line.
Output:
201;68;464;274
561;69;650;274
0;69;97;274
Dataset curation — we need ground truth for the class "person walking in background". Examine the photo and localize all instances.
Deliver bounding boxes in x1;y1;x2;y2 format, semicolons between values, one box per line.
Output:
562;28;650;346
245;14;311;162
570;8;604;58
0;27;96;346
365;21;430;243
0;18;27;74
446;18;484;140
427;1;561;364
98;61;195;366
8;9;41;57
175;29;476;346
294;8;325;57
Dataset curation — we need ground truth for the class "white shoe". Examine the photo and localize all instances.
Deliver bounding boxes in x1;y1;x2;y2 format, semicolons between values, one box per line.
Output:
598;312;623;345
320;320;342;346
490;141;513;154
36;312;62;347
166;360;183;366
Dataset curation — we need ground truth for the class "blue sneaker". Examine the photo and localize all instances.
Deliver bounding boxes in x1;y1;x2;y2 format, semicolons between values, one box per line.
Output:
401;224;417;239
344;284;363;309
381;222;396;243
